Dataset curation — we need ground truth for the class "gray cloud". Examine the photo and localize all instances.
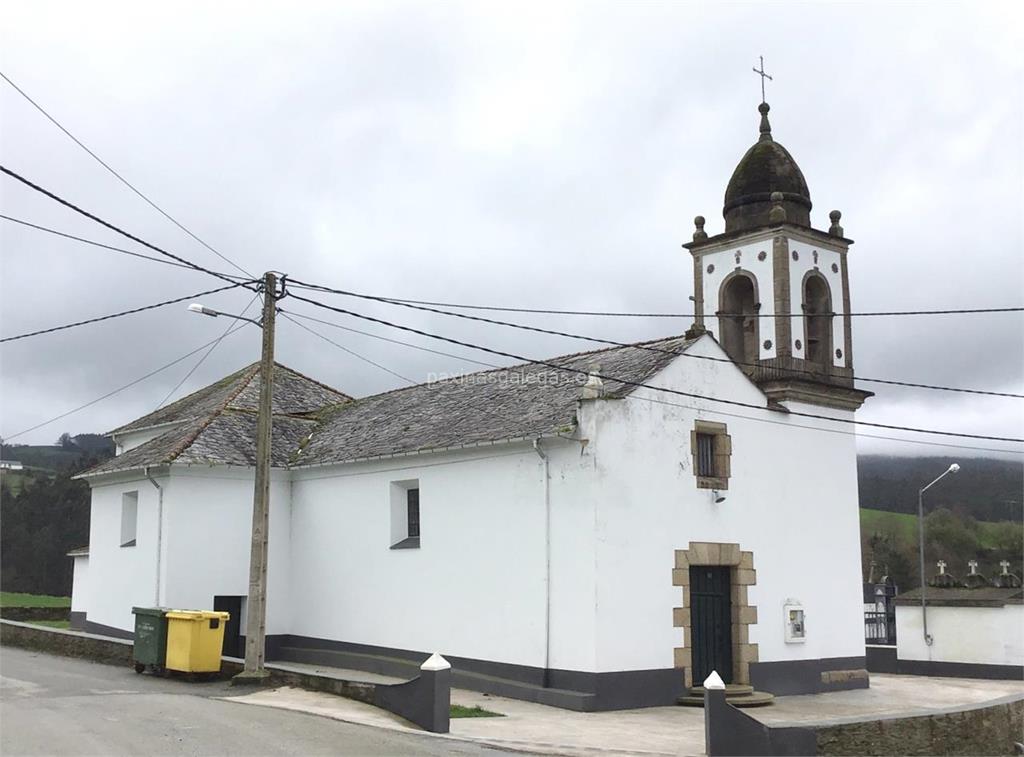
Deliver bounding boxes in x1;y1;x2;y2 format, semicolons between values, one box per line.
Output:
1;1;1021;458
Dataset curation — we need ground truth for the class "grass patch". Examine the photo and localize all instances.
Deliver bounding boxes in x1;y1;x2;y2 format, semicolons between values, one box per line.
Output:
25;619;70;629
450;704;504;718
860;508;917;545
0;592;71;608
860;508;1014;550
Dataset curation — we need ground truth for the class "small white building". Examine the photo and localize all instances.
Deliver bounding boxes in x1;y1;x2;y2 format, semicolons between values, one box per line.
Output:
0;460;24;470
888;562;1024;680
73;101;874;710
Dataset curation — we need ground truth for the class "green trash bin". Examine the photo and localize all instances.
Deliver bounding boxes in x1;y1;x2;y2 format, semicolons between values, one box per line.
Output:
131;607;169;674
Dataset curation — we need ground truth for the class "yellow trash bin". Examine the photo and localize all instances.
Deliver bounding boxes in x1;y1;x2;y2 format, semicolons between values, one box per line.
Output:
165;610;230;673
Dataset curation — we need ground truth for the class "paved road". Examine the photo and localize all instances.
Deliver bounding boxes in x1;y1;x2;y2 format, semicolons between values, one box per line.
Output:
0;647;510;756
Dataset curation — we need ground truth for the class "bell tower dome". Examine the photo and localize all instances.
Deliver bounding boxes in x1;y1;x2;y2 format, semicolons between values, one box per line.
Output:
683;102;871;412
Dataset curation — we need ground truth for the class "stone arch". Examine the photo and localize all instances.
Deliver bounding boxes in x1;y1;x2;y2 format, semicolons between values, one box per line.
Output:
671;542;758;688
717;270;760;366
802;271;833;369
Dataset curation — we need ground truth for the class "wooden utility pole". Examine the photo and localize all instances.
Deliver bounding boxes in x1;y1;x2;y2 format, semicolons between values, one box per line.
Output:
235;271;277;683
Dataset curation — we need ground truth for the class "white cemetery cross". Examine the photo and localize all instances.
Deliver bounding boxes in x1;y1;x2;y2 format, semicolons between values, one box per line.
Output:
1000;560;1011;575
967;560;979;575
936;560;947;574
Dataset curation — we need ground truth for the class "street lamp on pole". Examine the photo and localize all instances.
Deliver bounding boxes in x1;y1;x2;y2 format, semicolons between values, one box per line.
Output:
917;462;960;646
189;272;278;683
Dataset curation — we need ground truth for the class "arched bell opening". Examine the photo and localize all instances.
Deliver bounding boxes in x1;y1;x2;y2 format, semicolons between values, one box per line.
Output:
803;273;833;371
718;272;759;367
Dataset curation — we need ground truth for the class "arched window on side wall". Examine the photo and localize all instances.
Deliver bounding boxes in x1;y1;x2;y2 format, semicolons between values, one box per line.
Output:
803;274;833;368
718;273;758;366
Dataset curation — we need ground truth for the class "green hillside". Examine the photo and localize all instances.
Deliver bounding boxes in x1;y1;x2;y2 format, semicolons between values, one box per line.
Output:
860;508;1012;550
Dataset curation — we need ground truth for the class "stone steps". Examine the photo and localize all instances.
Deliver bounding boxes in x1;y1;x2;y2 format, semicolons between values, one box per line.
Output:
689;683;754;696
677;684;775;708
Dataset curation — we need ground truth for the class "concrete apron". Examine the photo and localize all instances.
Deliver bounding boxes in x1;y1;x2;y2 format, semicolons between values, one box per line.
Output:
220;671;1024;757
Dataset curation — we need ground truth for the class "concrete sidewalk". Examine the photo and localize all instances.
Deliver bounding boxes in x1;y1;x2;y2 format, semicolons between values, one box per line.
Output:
222;667;1024;757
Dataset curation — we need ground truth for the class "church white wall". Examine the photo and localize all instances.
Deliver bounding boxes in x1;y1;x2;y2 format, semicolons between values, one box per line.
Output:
70;556;89;613
578;336;865;672
895;605;1024;667
84;474;163;632
288;443;596;671
699;240;777;359
161;467;293;635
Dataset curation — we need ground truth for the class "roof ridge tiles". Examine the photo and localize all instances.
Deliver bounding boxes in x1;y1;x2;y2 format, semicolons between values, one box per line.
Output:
271;362;353;403
162;364;261;465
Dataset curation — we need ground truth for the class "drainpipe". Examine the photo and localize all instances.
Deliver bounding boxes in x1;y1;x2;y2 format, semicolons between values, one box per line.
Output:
145;467;164;606
533;439;551;687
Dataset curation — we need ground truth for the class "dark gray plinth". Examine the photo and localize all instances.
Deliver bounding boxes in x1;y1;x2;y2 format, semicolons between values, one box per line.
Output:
373;653;451;734
704;683;815;756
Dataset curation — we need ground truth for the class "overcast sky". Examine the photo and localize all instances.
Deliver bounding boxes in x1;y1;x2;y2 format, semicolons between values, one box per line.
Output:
1;1;1021;459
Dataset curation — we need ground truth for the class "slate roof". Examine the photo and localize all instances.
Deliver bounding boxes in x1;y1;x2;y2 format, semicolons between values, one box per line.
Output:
82;335;700;477
81;363;350;477
295;335;698;467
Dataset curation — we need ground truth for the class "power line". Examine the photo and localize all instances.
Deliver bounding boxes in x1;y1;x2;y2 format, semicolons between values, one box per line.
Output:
627;394;1023;457
0;71;254;279
0;282;248;343
0;165;254;290
280;311;538;435
0;214;247;281
288;305;1021;456
287;280;1023;399
156;292;262;408
279;309;501;369
280;313;416;384
287;281;1024;318
287;292;1024;445
1;323;250;442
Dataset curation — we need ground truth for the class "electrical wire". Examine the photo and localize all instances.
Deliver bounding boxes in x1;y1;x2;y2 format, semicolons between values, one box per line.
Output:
287;292;1024;445
1;211;1016;396
279;309;501;369
0;214;248;281
626;394;1023;456
0;71;254;279
0;165;254;290
0;283;248;343
281;313;416;384
287;281;1024;318
1;323;251;441
287;280;1023;399
287;306;1021;456
156;292;262;408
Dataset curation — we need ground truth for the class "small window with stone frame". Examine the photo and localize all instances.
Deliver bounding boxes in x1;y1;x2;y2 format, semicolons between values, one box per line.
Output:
690;421;731;490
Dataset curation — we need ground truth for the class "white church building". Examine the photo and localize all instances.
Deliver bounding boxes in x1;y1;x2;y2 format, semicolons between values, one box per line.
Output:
72;101;872;710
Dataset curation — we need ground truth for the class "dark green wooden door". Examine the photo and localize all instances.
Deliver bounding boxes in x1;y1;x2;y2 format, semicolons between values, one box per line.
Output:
690;566;733;685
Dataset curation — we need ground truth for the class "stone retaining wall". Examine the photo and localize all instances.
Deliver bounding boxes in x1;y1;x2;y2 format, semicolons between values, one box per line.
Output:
0;607;71;622
815;696;1024;756
1;618;132;666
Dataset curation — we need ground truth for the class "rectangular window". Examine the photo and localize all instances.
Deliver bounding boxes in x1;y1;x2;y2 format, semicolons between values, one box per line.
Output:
695;433;716;477
120;491;138;547
406;488;420;538
389;479;421;549
691;422;731;490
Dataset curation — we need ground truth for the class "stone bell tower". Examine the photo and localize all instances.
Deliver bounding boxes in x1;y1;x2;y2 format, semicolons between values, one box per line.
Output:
683;101;871;411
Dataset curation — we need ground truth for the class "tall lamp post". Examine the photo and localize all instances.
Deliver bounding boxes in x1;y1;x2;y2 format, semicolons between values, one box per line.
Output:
189;271;278;683
917;462;960;646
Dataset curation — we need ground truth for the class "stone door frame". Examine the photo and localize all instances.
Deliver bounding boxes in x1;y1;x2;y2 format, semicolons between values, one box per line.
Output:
672;542;758;688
